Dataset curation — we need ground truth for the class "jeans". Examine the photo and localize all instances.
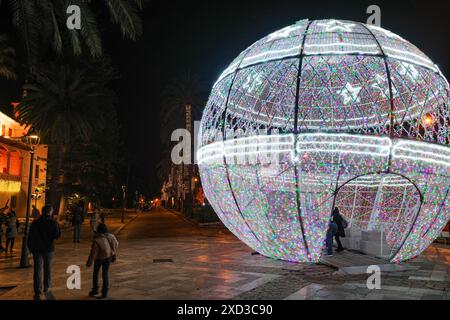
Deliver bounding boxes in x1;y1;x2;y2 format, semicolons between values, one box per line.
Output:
5;237;15;252
33;252;54;295
73;225;81;242
326;222;338;255
92;258;111;297
326;233;334;255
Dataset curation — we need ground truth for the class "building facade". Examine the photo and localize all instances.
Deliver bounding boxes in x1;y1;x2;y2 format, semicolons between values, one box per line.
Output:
0;112;47;217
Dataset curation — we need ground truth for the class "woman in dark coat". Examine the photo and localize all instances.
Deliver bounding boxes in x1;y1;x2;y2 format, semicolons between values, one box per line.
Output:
332;207;346;252
5;210;18;254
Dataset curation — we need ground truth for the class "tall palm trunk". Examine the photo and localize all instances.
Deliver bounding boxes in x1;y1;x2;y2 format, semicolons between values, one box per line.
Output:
48;143;65;214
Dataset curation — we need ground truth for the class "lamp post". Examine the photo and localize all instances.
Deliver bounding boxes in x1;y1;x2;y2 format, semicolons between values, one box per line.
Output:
135;191;138;213
121;185;126;223
19;133;40;268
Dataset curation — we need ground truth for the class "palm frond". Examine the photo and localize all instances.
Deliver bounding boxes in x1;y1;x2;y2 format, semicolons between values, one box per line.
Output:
79;2;103;57
15;62;113;145
35;0;62;54
0;34;16;80
103;0;143;41
9;0;42;68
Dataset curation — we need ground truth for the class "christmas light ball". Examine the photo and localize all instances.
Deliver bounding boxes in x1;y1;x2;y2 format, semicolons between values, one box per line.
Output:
198;19;450;263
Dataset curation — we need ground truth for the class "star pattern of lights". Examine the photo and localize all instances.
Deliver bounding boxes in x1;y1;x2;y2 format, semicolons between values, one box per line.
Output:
198;19;450;263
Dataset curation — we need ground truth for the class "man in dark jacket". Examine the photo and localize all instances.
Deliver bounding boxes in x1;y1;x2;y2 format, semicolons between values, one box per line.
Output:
332;207;347;252
0;204;9;253
27;205;61;300
71;202;85;243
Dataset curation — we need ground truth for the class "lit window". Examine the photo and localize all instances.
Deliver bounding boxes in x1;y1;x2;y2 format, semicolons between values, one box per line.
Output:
9;151;21;176
0;147;7;174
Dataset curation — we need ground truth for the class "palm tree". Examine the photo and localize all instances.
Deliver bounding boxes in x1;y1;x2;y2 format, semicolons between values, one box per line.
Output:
0;34;16;80
14;60;117;211
4;0;144;68
160;72;207;146
159;73;207;213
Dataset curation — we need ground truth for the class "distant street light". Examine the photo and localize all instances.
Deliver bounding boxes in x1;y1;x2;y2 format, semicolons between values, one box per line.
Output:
19;133;40;268
135;190;138;213
121;185;126;223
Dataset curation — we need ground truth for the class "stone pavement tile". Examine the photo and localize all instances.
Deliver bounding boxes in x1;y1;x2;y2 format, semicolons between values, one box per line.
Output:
430;271;448;282
284;284;325;300
407;287;445;295
421;294;445;300
365;292;387;300
323;293;359;300
235;275;279;293
409;276;433;281
340;282;362;290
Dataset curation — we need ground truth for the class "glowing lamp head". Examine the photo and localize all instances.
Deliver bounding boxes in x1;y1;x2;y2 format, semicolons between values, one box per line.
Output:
25;133;40;147
198;19;450;264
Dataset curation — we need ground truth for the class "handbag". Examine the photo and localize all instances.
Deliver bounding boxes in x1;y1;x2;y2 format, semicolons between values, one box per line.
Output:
342;218;349;229
106;234;117;263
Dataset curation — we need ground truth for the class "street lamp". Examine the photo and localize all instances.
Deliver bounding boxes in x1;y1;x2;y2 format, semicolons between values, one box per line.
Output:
20;133;40;268
135;191;139;213
121;185;126;223
31;187;41;207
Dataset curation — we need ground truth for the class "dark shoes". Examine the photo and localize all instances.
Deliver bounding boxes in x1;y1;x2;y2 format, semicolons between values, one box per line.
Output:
89;291;108;300
89;290;98;297
336;248;346;253
44;291;55;300
33;294;41;301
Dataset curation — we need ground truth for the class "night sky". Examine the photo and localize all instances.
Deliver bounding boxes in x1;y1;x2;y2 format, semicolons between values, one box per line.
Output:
1;0;449;197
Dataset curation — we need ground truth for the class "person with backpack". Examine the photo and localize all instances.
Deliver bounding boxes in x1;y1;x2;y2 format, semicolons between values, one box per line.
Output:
27;205;61;300
0;203;9;253
31;205;40;220
71;202;85;243
5;210;19;254
332;207;348;252
86;223;118;300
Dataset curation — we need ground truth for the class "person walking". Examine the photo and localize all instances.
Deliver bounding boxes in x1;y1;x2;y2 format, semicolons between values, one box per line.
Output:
0;203;9;253
86;223;118;300
0;213;5;253
5;210;19;254
27;205;61;300
326;218;338;257
332;207;347;252
31;205;40;220
90;210;100;233
71;202;85;243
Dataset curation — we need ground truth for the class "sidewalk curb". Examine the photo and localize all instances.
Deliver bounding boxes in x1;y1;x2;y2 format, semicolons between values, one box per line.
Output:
166;208;225;228
167;208;199;227
113;211;141;236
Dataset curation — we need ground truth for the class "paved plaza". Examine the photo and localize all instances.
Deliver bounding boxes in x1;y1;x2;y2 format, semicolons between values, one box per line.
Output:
0;208;449;300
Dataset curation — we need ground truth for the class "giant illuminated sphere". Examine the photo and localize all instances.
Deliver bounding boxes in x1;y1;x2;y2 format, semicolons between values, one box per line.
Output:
198;19;450;263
